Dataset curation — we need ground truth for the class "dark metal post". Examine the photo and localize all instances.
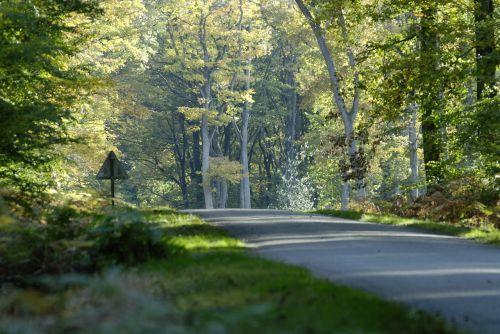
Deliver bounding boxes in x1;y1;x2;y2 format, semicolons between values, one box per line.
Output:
96;151;127;206
110;179;115;206
110;154;115;207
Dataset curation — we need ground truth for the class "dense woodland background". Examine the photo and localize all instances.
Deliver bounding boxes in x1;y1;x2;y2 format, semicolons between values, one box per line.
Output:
0;0;498;224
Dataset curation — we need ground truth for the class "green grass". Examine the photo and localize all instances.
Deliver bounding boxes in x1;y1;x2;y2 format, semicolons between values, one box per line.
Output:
315;209;500;246
0;208;460;334
141;255;458;334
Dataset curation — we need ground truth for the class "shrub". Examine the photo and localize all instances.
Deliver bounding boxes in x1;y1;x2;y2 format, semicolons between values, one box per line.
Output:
387;191;499;227
0;208;95;283
88;213;176;269
0;207;177;285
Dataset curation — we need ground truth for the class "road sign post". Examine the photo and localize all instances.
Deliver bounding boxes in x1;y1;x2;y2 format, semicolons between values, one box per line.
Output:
96;151;128;206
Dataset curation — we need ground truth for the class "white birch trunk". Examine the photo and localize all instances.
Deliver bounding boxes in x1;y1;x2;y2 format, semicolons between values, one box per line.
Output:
339;11;365;201
350;137;366;200
201;114;213;209
295;0;365;210
214;177;228;208
344;118;365;201
240;58;251;209
199;10;215;209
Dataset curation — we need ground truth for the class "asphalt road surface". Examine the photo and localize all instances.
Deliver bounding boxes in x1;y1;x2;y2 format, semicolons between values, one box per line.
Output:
186;209;500;334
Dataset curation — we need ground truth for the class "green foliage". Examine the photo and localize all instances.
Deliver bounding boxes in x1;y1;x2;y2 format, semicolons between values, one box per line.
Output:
0;212;90;280
0;207;181;283
372;0;498;185
457;96;500;174
88;212;175;268
0;0;101;195
0;0;496;221
207;157;243;184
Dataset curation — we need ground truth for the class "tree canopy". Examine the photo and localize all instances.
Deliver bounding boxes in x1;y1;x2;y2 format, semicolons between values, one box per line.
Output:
0;0;498;223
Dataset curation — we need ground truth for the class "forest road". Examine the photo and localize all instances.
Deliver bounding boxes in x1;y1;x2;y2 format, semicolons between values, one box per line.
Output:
185;209;500;334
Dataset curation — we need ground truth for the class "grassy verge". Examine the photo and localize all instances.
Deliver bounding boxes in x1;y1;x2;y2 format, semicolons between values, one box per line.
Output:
315;209;500;245
0;208;459;333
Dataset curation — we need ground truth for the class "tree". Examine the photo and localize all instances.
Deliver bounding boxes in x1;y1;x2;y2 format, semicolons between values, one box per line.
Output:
418;4;444;187
474;0;497;100
0;0;100;196
472;0;498;169
294;0;367;210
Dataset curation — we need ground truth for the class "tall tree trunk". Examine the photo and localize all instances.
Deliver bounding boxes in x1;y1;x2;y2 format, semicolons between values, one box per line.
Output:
421;117;440;184
236;0;251;209
223;124;232;158
240;58;252;209
218;124;231;209
259;136;273;207
295;0;365;210
201;114;213;209
177;149;189;209
179;174;189;209
338;11;365;201
474;0;497;152
199;10;214;209
211;128;228;208
176;114;189;209
285;55;298;167
419;6;443;187
200;69;214;208
407;102;419;201
475;0;496;100
345;120;365;200
191;130;204;208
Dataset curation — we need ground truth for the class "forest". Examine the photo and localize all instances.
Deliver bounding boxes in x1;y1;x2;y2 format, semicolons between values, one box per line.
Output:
0;0;498;332
1;0;498;219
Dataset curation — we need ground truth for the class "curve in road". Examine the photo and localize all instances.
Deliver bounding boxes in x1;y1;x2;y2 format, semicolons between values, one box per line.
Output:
186;209;500;334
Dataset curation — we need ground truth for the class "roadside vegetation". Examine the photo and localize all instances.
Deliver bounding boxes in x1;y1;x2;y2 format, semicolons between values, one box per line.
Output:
315;209;500;246
1;204;459;334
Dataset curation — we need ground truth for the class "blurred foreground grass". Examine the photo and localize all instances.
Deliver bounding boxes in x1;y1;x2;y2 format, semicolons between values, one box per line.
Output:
0;207;459;333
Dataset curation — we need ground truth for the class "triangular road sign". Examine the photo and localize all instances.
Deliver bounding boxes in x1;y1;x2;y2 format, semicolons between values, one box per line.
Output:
96;151;128;180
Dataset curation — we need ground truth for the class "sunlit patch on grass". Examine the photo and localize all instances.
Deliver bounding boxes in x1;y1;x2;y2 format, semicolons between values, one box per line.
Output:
169;235;244;251
462;228;500;245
